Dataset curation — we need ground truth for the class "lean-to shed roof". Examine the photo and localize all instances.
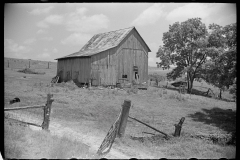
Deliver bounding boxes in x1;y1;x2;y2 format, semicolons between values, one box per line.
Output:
56;26;151;60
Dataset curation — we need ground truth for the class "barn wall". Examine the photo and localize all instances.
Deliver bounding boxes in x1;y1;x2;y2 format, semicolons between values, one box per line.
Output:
90;49;117;86
114;29;148;84
57;57;91;83
57;28;149;86
89;29;148;86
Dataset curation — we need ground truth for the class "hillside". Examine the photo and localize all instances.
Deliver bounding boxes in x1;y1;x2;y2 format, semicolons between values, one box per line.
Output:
4;57;236;159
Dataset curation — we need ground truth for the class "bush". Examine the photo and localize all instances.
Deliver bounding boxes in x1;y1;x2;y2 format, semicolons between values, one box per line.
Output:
149;74;166;86
229;84;236;99
17;68;45;75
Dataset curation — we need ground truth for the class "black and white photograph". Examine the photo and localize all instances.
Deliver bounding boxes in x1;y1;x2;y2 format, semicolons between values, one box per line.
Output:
4;3;236;159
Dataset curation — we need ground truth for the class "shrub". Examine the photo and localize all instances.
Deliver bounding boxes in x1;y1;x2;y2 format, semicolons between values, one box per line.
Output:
17;68;45;75
149;74;166;86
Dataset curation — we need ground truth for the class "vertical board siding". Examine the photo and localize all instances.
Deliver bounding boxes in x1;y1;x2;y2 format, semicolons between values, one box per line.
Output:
113;29;148;84
57;57;91;83
57;28;149;86
90;49;117;86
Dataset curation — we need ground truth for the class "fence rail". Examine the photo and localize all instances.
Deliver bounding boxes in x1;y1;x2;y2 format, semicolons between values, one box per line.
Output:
4;93;54;131
4;105;45;111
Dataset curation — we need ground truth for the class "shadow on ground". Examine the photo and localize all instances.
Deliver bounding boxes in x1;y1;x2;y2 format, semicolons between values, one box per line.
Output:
188;107;236;136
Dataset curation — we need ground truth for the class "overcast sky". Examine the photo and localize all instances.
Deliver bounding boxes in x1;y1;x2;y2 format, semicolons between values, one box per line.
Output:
4;3;236;66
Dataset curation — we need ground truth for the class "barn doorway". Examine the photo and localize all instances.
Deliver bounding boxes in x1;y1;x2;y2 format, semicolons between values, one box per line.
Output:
133;66;139;84
134;71;139;83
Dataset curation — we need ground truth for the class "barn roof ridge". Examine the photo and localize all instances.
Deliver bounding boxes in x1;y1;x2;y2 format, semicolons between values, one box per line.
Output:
94;26;135;35
56;26;150;60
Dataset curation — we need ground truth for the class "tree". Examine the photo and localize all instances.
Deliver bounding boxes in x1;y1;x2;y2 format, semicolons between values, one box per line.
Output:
158;18;211;93
156;46;171;70
157;18;236;95
201;23;236;99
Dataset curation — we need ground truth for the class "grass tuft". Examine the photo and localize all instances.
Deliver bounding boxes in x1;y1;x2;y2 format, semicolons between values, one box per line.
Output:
167;92;187;101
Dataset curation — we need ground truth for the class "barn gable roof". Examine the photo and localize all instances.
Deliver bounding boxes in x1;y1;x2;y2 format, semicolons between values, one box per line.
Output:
56;26;151;60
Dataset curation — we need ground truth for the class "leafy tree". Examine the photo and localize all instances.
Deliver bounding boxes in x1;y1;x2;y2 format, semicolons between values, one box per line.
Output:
201;23;236;99
157;18;236;95
158;18;211;93
156;46;171;70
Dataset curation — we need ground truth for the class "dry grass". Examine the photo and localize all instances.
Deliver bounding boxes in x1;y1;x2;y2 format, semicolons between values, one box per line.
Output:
4;58;236;159
4;119;92;159
4;120;25;158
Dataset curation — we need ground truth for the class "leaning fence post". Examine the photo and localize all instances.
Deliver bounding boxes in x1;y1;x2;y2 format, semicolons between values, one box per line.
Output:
117;99;131;138
174;117;185;137
42;94;54;131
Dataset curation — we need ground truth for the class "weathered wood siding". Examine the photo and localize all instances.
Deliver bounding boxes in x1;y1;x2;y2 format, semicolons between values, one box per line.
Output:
90;49;117;86
89;29;148;85
114;29;148;84
57;28;149;86
57;57;91;83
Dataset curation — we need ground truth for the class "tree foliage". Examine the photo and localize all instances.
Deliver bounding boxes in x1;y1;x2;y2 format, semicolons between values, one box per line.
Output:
158;18;210;93
157;18;236;96
202;23;236;98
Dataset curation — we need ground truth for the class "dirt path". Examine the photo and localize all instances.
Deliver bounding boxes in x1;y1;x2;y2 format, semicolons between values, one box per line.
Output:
6;111;155;159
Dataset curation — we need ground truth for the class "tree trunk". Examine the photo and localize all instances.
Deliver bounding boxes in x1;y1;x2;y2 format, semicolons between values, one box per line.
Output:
187;72;194;94
219;89;222;99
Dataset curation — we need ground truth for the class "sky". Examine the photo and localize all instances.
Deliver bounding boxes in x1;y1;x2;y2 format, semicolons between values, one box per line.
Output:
4;3;236;66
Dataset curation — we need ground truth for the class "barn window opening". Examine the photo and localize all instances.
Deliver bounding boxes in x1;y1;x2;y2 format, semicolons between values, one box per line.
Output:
122;75;127;78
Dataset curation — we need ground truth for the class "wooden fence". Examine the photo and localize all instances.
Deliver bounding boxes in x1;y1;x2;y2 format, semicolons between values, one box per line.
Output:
4;94;54;131
97;99;185;156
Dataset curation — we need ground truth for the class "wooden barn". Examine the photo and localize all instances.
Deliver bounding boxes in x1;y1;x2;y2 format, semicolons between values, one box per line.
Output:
55;26;151;86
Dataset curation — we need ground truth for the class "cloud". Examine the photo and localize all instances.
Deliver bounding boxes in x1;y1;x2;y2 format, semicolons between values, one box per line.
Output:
36;21;49;28
131;4;166;26
36;7;109;33
29;6;54;15
4;39;30;53
24;38;36;45
36;29;47;34
36;14;63;28
65;7;110;32
52;48;58;53
37;52;50;59
166;3;226;24
44;15;63;25
4;39;31;58
61;32;92;46
41;37;53;41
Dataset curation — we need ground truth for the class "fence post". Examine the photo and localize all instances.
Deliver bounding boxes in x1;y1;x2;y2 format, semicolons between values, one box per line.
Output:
88;79;91;89
174;117;185;137
42;94;54;131
117;99;131;138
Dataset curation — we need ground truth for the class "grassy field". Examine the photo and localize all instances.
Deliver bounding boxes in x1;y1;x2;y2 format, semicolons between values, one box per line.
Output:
4;118;93;159
4;57;236;159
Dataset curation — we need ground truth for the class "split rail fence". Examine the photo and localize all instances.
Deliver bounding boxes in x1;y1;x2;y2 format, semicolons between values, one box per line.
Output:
4;94;54;131
97;99;185;156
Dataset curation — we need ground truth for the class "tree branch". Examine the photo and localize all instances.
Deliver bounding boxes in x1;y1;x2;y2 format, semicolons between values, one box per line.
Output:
193;53;207;77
